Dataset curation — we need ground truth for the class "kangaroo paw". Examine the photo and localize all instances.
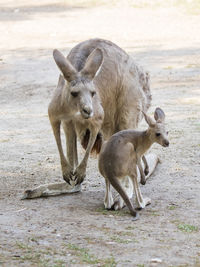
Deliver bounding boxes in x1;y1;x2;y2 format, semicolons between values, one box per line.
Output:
144;167;149;176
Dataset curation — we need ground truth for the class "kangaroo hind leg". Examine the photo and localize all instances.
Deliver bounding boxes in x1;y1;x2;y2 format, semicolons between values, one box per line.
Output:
104;177;114;209
130;173;151;209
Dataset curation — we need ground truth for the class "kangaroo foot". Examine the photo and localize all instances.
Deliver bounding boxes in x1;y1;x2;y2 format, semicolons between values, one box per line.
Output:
136;197;151;209
104;198;114;210
111;199;125;211
132;212;139;221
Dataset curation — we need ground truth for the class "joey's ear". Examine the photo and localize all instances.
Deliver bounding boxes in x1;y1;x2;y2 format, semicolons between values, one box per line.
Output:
81;48;103;80
53;49;77;82
154;107;165;123
143;112;155;127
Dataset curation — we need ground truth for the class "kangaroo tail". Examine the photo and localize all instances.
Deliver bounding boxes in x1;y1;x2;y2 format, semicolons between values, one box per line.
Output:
108;175;138;218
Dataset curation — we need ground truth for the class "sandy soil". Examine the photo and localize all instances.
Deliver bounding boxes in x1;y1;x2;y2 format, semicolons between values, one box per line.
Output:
0;1;200;266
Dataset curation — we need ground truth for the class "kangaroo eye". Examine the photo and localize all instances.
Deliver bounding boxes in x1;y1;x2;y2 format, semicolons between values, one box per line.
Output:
156;133;161;137
91;91;96;97
71;91;79;97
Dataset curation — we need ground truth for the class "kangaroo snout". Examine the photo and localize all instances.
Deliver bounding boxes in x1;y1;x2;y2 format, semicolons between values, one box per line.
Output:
81;106;93;119
163;140;169;147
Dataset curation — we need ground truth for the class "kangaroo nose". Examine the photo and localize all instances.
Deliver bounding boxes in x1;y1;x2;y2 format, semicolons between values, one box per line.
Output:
83;107;91;115
164;140;169;147
82;106;93;118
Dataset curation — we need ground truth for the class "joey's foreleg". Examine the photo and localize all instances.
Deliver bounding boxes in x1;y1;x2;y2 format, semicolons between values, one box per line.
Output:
136;153;160;182
137;156;146;185
49;119;73;184
142;155;149;176
74;128;99;185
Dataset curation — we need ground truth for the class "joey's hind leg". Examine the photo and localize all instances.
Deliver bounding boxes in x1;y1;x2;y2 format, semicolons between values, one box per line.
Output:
137;157;146;185
130;174;151;209
104;178;114;209
142;155;149;176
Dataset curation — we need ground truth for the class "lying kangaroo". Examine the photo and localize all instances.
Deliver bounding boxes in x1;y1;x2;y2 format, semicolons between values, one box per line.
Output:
22;38;156;199
48;38;151;186
98;107;169;220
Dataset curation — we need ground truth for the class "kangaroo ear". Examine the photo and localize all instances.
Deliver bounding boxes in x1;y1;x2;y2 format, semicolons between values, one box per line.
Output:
154;107;165;123
53;49;77;82
143;112;155;127
81;48;103;80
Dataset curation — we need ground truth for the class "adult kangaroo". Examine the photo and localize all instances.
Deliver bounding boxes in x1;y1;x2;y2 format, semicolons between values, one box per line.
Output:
48;38;151;186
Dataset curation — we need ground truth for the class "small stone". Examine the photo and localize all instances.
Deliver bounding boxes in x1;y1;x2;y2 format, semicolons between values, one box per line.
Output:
151;258;162;263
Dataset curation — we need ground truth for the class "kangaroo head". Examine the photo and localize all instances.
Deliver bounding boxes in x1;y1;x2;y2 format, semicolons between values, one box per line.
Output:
53;48;103;119
143;107;169;147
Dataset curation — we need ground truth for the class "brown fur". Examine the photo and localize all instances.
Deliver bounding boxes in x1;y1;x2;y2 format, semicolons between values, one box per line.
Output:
98;108;169;218
81;129;103;154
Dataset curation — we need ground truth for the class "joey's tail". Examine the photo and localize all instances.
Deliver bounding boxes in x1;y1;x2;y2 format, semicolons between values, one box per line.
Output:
109;175;137;217
81;129;103;154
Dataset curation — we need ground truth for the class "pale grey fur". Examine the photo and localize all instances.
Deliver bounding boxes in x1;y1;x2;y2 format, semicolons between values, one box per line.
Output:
48;38;151;185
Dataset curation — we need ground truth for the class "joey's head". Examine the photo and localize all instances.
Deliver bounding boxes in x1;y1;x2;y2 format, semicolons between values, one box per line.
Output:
53;48;103;119
143;107;169;147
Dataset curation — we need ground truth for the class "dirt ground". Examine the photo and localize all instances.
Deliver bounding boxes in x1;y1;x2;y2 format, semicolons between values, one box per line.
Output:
0;1;200;266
